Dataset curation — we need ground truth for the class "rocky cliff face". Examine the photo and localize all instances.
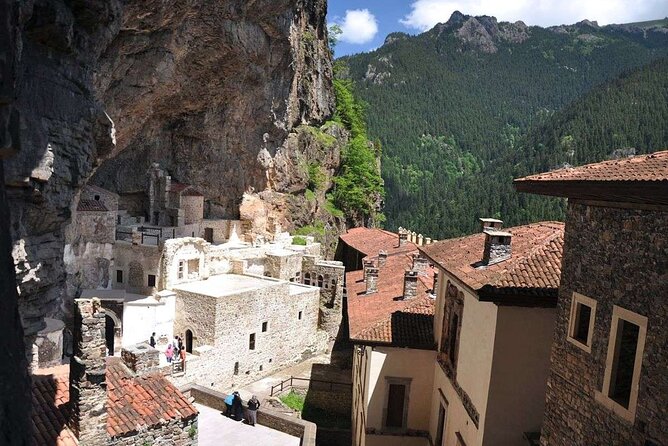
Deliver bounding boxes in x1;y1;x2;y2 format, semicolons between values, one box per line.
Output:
91;0;335;220
4;0;339;374
433;11;530;53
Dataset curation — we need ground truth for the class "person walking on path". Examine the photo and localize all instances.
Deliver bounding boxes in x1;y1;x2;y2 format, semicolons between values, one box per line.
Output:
165;343;174;363
179;346;186;372
149;332;156;348
224;393;234;418
247;395;260;426
232;391;243;421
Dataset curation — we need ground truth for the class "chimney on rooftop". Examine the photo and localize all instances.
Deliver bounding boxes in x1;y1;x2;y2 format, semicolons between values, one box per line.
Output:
403;270;419;299
378;250;388;267
412;254;429;274
121;343;160;375
398;230;408;246
363;259;375;282
366;267;379;294
70;298;108;444
482;229;512;265
479;217;503;232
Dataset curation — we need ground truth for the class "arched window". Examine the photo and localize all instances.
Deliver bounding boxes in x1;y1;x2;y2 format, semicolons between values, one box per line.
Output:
304;272;311;285
317;275;324;288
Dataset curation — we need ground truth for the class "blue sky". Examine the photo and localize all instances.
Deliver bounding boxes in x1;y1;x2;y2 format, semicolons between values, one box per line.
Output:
327;0;668;56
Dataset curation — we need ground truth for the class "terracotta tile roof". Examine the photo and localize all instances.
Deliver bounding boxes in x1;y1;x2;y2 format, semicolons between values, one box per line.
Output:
354;297;435;349
340;227;417;258
515;150;668;183
31;360;198;443
419;222;564;300
345;227;435;348
77;199;108;212
31;366;78;446
106;359;198;437
85;184;119;197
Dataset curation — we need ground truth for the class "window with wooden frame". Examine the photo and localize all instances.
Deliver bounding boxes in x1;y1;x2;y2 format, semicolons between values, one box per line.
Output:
567;292;597;352
594;306;648;422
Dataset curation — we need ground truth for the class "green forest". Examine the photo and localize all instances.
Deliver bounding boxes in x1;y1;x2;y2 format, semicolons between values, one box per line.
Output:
340;16;668;238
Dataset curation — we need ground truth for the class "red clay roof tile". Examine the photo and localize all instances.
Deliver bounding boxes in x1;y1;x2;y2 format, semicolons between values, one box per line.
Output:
515;150;668;183
419;222;564;299
344;228;435;347
77;199;108;212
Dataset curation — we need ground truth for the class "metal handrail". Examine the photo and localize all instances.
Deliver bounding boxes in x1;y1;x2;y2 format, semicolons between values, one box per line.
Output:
269;376;352;397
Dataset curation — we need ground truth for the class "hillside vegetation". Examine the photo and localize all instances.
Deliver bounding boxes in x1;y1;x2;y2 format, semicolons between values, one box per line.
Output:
342;13;668;238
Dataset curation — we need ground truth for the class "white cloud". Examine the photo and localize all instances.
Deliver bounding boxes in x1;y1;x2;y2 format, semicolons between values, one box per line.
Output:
337;9;379;44
401;0;668;32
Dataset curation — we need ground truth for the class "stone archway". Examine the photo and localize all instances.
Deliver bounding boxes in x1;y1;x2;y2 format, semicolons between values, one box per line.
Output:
185;329;194;353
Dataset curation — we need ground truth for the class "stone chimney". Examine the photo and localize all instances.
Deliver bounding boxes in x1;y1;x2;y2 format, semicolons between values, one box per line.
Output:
479;217;503;232
378;250;388;267
403;270;419;299
366;267;379;294
482;229;513;265
398;230;408;246
70;298;108;444
413;254;429;274
121;343;159;375
417;234;424;246
363;259;375;282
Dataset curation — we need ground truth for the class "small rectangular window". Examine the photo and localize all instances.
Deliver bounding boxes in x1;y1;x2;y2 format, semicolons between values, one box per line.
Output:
147;274;156;287
595;305;648;423
262;322;268;332
249;333;256;350
298;311;303;320
178;260;184;279
116;270;123;283
234;362;239;375
567;293;597;352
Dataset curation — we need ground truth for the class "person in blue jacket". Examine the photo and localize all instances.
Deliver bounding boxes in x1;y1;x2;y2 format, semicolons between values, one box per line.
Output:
224;393;234;418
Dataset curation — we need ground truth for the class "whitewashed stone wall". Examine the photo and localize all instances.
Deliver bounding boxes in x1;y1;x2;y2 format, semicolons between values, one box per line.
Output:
113;242;162;293
172;278;325;389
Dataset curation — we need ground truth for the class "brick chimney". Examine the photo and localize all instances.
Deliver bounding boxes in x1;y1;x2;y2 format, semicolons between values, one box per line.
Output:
413;254;429;274
403;270;418;299
398;230;408;246
70;298;108;444
482;229;512;265
366;267;379;294
378;250;388;267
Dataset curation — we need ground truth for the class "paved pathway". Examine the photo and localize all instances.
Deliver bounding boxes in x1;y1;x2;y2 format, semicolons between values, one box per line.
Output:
196;403;299;446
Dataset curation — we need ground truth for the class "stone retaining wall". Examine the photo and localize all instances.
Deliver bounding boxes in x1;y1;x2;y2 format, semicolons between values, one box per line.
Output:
181;383;316;446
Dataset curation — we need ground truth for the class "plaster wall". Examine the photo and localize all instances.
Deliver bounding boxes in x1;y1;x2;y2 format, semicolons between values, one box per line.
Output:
483;306;555;446
366;347;436;432
352;345;372;446
430;363;482;446
123;293;176;347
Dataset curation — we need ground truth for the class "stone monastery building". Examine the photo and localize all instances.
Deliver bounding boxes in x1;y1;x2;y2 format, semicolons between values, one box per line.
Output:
37;164;344;394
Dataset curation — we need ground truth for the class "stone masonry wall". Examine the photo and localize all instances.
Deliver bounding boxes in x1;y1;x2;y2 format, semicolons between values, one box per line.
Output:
303;256;345;340
540;202;668;446
171;279;325;390
70;298;109;444
109;417;197;446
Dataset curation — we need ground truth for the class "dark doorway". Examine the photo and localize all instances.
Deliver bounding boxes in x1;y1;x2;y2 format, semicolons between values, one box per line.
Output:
436;403;447;445
386;383;406;428
105;315;115;356
185;329;193;353
204;227;213;243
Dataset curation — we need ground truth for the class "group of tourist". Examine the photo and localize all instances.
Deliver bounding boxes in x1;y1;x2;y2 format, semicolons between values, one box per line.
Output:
224;392;261;426
151;333;187;371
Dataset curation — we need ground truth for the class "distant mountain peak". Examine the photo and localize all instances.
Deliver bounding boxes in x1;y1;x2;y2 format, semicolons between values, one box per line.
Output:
431;12;529;53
